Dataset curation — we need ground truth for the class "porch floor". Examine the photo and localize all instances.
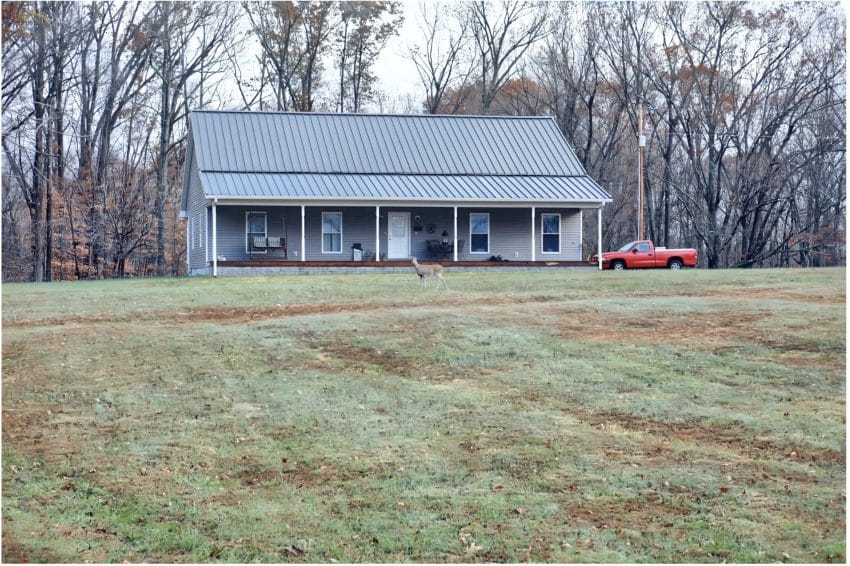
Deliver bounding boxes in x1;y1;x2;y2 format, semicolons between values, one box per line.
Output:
217;260;594;268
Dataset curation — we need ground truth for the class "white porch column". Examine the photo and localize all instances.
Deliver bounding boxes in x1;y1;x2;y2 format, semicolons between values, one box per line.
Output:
375;206;381;261
212;199;218;277
531;206;536;262
300;205;306;262
452;206;458;262
597;205;604;270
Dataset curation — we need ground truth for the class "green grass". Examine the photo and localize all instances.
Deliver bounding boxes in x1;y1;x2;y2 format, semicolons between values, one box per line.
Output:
2;268;846;562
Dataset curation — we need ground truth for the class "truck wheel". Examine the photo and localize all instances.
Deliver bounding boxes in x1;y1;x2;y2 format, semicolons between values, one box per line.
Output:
668;259;683;270
612;260;626;270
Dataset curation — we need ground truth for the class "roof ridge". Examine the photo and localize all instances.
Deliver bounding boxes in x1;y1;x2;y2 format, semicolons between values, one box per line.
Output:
191;109;553;121
199;170;589;178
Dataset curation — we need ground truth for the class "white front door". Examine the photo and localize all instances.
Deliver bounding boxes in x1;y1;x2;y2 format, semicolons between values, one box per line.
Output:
387;212;410;259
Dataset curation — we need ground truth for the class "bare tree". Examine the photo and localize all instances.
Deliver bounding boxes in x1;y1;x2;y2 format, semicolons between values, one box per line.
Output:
76;1;157;277
468;0;549;114
1;2;78;281
149;1;236;275
408;2;476;114
244;1;304;111
663;2;837;267
243;1;335;112
105;95;156;278
336;1;403;113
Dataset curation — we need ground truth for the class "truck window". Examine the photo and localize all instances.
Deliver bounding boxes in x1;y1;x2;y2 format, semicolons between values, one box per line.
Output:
636;242;650;253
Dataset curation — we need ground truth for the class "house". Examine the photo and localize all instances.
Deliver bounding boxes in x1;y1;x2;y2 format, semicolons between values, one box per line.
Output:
179;111;611;276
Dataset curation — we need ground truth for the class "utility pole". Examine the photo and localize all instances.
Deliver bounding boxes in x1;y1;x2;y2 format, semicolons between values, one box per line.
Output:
637;100;646;241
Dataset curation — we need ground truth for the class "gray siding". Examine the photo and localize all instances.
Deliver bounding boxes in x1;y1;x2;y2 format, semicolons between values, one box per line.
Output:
186;151;210;271
210;205;303;261
459;208;582;261
204;205;583;263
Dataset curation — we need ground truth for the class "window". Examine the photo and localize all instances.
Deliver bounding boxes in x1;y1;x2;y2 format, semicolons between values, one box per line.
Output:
246;211;267;253
470;212;490;253
322;212;342;253
635;242;650;253
188;217;195;250
542;213;561;254
205;208;211;262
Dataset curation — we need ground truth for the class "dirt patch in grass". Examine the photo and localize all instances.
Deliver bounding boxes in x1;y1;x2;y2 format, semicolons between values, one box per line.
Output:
567;497;691;531
2;403;120;467
3;302;381;329
2;532;41;563
555;309;771;349
307;340;419;378
569;406;844;466
642;286;846;305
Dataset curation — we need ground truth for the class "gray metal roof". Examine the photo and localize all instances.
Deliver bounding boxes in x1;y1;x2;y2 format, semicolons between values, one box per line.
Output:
189;111;611;203
200;172;607;202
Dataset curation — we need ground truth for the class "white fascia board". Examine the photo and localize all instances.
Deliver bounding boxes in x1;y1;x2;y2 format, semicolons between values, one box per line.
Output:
206;195;612;208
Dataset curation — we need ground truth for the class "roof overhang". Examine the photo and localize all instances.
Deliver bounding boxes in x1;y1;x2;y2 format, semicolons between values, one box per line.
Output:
198;171;612;206
204;196;612;209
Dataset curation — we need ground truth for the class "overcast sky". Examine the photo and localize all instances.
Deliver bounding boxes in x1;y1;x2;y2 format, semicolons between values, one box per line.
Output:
372;3;426;111
225;2;442;113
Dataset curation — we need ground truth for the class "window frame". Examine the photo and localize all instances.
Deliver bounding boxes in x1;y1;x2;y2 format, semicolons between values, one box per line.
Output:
205;207;210;263
245;211;268;254
189;216;195;250
541;213;561;254
469;212;490;254
321;211;343;254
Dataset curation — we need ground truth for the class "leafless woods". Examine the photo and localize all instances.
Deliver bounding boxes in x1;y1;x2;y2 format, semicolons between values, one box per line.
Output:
2;1;844;280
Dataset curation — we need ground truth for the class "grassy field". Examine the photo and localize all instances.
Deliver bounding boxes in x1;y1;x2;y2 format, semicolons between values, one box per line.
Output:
2;267;845;563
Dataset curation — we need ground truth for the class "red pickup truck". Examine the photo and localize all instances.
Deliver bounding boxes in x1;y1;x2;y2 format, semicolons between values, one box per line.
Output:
592;240;698;270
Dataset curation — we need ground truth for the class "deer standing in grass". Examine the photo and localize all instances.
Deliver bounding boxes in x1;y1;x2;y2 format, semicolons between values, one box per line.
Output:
411;257;448;290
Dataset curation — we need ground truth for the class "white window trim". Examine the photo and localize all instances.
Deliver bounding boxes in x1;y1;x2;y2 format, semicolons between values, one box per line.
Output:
541;213;561;254
322;211;343;254
245;211;268;254
469;212;490;254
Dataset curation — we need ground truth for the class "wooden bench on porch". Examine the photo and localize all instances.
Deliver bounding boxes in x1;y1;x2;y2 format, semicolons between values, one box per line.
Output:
250;236;287;259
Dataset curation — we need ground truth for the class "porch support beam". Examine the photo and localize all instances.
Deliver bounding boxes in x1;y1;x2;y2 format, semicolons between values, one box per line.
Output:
301;205;306;262
597;205;603;270
453;206;458;262
212;199;218;277
375;206;381;261
531;206;536;262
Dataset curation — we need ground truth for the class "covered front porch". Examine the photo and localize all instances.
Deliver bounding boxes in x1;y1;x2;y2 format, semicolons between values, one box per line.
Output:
201;200;606;276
